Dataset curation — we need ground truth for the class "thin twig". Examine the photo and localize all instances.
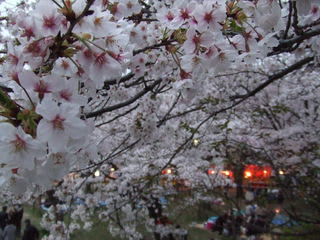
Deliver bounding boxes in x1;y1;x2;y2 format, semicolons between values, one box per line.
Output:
283;0;293;39
95;104;139;127
215;70;268;78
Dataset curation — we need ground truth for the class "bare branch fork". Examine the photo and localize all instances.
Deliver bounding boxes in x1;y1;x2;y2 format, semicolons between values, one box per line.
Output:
157;93;181;127
278;29;320;48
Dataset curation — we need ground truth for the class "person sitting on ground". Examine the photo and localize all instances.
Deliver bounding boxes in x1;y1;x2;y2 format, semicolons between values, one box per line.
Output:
22;219;39;240
213;213;228;235
173;225;188;240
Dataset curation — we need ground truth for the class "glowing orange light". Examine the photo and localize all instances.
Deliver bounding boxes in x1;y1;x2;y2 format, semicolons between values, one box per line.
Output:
279;170;285;175
275;208;280;214
162;168;172;175
263;170;268;174
221;170;231;176
208;169;215;175
244;171;252;178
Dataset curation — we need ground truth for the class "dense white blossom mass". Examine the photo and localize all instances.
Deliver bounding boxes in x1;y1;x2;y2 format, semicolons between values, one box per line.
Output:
0;0;319;238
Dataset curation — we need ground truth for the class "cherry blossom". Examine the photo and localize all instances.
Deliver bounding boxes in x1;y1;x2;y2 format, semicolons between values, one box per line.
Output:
193;1;226;31
182;27;214;54
0;0;319;238
33;0;67;37
18;71;62;101
172;1;197;27
52;58;78;77
36;97;88;153
53;77;86;105
156;8;177;29
86;9;118;37
0;123;45;170
254;0;282;31
120;0;142;17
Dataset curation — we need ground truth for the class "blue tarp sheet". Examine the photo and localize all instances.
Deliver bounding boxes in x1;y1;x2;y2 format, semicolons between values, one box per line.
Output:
272;214;298;227
207;216;218;223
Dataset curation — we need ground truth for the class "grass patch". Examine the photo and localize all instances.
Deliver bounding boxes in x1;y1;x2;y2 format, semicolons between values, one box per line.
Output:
24;205;49;237
24;205;118;240
70;223;118;240
277;223;320;240
23;201;220;240
26;197;319;240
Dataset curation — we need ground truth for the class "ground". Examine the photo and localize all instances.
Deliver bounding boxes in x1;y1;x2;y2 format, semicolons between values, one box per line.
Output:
21;193;320;240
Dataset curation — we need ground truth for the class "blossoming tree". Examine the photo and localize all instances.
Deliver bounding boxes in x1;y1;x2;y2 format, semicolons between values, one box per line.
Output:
0;0;319;239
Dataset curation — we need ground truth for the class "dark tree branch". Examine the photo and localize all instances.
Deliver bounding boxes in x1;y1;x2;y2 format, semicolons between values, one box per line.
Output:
133;40;175;55
292;1;302;35
159;105;205;124
239;56;314;100
232;56;314;100
127;16;157;22
63;0;95;40
124;77;145;88
85;79;161;118
103;72;135;89
271;29;320;55
279;29;320;47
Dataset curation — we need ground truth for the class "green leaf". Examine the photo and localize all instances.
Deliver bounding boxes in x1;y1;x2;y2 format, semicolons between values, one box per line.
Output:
0;89;17;110
180;122;198;134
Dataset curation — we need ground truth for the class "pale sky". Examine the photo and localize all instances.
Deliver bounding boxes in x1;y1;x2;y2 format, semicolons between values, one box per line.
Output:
0;0;20;11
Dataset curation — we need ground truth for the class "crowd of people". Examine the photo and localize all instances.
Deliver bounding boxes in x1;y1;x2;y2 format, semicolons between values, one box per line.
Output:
211;203;274;240
0;205;39;240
